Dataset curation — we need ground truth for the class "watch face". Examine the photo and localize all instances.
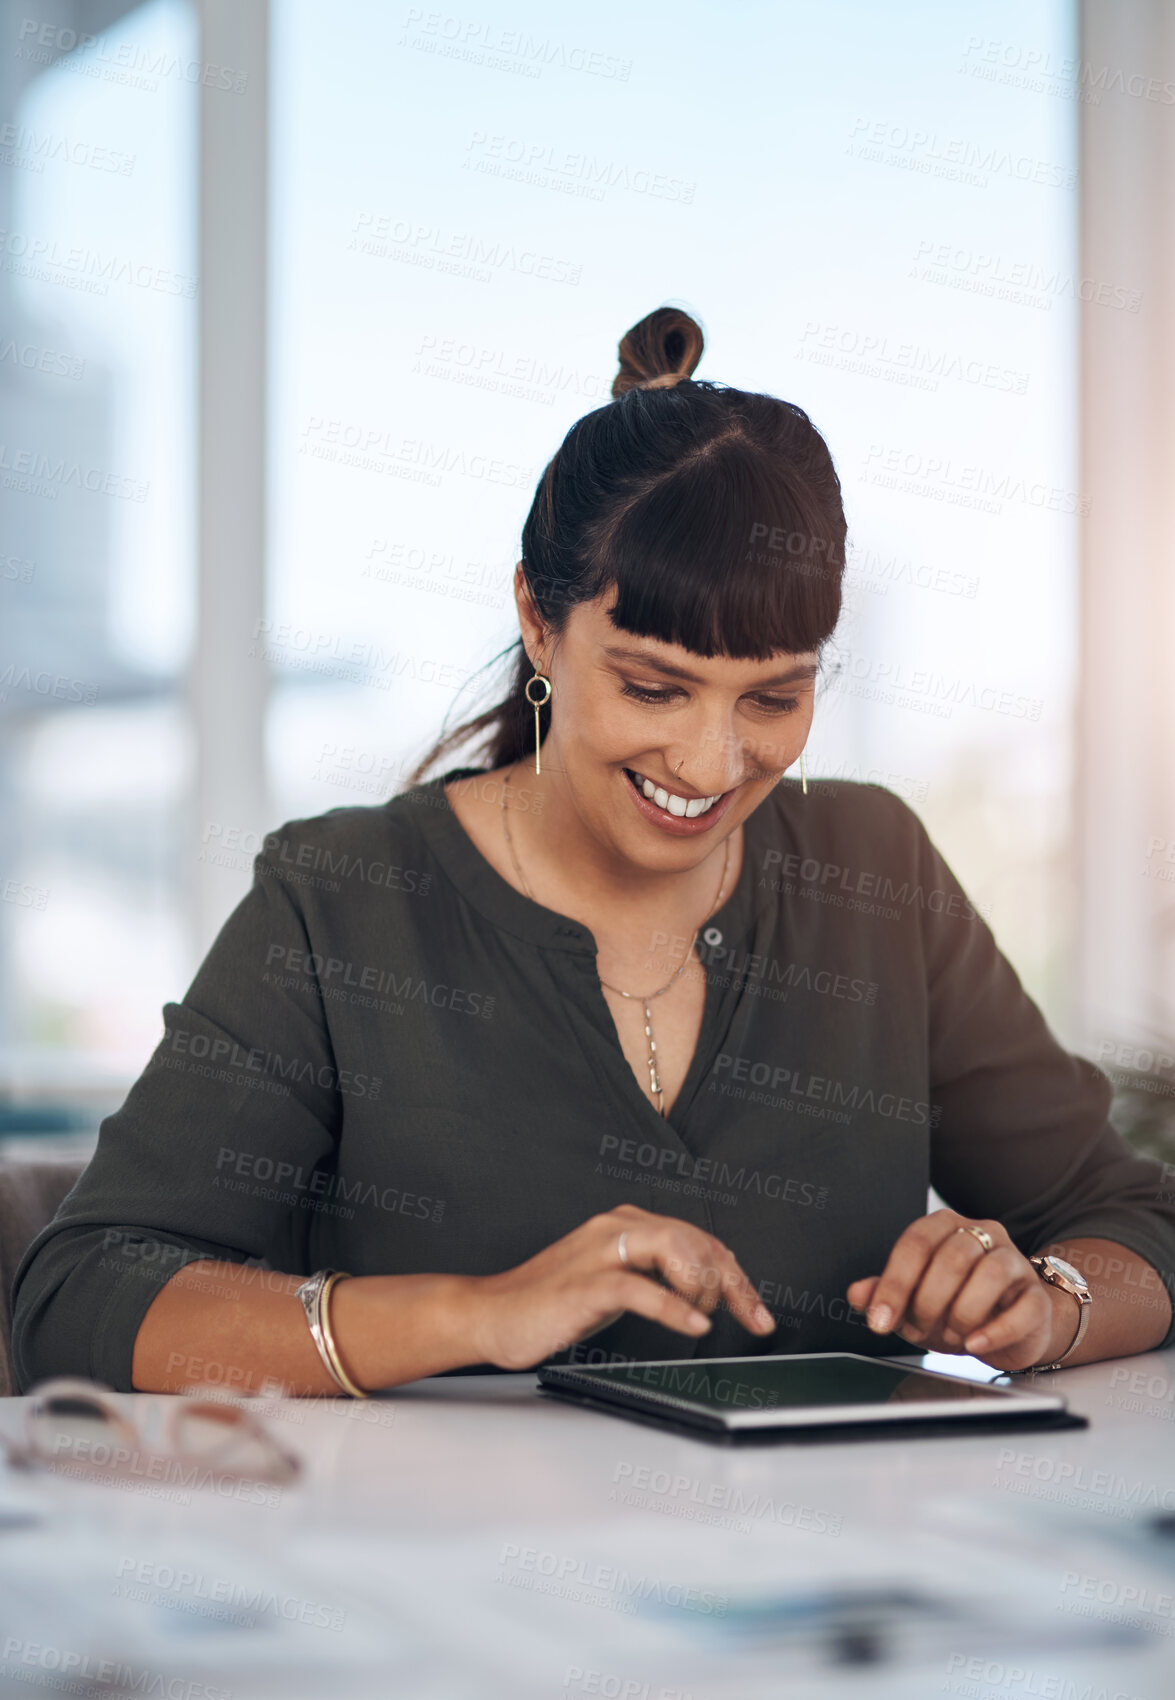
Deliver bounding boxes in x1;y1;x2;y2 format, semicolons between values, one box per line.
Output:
1045;1255;1084;1287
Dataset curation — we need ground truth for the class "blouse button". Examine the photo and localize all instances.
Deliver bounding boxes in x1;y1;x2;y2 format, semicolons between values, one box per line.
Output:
702;926;723;947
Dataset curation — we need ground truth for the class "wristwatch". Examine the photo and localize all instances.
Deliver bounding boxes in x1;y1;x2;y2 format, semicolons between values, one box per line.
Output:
1026;1254;1092;1370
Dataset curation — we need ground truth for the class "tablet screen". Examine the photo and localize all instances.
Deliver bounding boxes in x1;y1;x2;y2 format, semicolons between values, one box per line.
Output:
574;1354;998;1413
540;1350;1075;1429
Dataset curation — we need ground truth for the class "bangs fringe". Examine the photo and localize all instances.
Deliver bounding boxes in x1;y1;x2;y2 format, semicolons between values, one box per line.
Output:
583;435;843;660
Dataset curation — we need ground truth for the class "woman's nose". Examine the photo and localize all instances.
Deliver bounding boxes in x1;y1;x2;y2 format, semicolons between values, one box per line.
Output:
674;728;772;793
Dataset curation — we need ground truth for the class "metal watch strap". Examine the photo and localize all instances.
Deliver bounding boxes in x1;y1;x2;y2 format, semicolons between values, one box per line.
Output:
1027;1255;1092;1371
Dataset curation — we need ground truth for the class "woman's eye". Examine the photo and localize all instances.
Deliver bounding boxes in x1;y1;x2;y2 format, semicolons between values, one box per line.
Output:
621;683;676;704
620;683;800;713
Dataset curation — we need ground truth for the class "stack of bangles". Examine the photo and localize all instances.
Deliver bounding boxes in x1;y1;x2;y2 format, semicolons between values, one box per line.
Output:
295;1268;369;1398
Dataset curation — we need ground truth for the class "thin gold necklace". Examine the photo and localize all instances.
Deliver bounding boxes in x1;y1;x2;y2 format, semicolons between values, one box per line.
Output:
499;761;733;1117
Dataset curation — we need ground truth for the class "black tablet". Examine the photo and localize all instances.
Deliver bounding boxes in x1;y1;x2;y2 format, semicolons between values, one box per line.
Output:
537;1352;1076;1439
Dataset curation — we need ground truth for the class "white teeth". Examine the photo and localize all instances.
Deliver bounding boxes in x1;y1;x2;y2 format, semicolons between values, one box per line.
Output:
631;770;721;818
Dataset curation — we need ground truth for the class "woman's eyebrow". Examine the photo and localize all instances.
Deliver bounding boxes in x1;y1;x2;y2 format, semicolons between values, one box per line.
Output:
602;645;819;686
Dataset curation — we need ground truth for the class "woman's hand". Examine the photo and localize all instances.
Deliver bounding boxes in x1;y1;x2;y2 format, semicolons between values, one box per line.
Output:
466;1204;777;1371
846;1207;1077;1373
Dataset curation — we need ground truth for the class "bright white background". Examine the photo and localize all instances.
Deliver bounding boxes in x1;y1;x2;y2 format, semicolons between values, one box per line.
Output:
0;0;1095;1096
266;0;1078;1022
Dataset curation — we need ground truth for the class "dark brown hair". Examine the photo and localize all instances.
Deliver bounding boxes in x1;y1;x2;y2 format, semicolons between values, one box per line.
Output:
404;304;846;786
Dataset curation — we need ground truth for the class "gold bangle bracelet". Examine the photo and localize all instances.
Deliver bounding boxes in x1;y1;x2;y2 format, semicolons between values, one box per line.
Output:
320;1271;370;1399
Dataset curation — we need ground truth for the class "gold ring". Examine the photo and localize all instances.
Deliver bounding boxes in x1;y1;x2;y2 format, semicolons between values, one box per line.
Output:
617;1232;630;1267
956;1224;994;1253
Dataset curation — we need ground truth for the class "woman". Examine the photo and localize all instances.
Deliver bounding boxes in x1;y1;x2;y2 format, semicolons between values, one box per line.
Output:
13;307;1175;1399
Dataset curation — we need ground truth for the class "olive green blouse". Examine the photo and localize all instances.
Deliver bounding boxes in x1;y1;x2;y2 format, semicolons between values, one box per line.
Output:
12;770;1175;1390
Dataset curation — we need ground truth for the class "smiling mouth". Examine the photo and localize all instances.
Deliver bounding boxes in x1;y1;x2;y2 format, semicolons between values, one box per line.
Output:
623;767;728;819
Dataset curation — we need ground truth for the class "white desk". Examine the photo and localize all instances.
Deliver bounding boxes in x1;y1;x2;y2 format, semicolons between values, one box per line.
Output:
2;1348;1175;1699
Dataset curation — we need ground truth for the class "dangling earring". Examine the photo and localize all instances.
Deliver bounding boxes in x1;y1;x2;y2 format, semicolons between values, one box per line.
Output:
525;669;552;775
800;749;808;796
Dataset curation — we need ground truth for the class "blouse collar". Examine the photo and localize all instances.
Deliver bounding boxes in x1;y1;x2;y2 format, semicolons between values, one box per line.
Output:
404;764;767;957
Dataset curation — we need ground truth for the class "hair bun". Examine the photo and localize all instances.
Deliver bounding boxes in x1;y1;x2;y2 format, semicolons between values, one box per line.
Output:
613;306;704;399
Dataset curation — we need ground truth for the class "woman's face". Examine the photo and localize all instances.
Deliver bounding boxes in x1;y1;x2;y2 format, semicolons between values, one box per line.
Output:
517;573;818;872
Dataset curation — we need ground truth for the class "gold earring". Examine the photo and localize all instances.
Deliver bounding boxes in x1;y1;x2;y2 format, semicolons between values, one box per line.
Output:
524;669;552;775
800;749;808;795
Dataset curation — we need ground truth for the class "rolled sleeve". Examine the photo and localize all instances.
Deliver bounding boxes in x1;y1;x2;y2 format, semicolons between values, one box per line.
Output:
11;838;344;1392
903;806;1175;1350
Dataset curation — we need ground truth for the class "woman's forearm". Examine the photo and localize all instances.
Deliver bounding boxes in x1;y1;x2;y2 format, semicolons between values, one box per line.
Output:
131;1259;483;1395
1030;1237;1173;1369
128;1235;1173;1393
